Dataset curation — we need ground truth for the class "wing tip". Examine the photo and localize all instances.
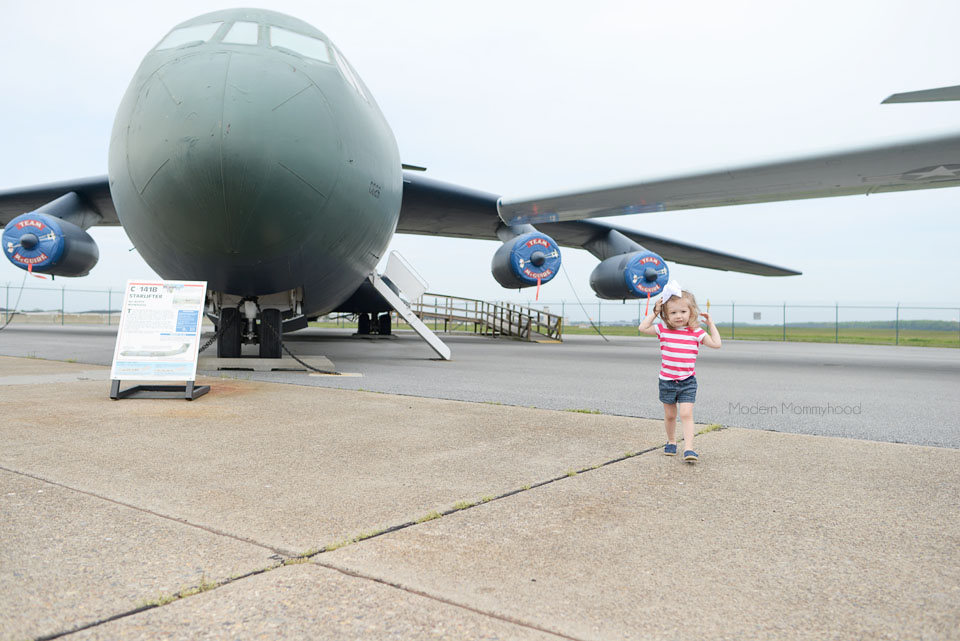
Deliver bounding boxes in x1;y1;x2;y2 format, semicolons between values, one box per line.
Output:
882;85;960;104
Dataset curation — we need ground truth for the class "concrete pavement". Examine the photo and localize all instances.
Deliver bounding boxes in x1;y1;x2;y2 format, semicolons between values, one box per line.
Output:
0;355;957;640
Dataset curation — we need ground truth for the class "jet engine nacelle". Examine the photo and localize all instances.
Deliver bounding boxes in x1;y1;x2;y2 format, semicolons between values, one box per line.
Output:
589;250;669;300
2;212;99;277
491;231;561;289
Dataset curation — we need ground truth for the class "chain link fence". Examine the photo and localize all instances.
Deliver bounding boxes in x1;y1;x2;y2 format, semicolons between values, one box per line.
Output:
3;282;958;347
492;298;960;348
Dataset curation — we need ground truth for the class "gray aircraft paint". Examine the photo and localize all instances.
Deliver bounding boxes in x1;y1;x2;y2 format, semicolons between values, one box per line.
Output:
108;9;401;315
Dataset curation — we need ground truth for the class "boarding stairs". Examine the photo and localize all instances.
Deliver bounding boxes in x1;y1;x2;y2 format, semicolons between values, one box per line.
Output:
371;253;451;360
408;294;563;342
370;252;563;363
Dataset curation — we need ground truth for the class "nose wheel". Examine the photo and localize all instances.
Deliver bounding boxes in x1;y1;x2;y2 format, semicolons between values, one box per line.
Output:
259;308;282;358
217;307;242;358
216;305;283;358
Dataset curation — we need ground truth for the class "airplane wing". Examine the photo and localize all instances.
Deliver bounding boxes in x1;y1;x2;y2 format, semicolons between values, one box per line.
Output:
397;172;798;276
497;133;960;225
0;176;118;226
882;85;960;104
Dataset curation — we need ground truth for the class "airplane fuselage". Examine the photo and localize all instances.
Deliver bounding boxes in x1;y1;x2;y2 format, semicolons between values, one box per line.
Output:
108;9;402;316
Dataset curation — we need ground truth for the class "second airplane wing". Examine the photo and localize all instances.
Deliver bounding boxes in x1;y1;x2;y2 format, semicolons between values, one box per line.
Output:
397;171;798;276
497;132;960;225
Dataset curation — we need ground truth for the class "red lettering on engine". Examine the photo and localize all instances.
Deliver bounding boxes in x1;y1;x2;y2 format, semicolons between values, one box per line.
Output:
523;268;554;280
526;238;550;248
15;219;45;231
13;253;49;265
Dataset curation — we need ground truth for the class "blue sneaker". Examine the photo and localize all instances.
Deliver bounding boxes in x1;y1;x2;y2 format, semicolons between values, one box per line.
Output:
664;443;677;456
683;450;699;462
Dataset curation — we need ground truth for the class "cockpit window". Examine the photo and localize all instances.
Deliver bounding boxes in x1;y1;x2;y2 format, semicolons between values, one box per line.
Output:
269;27;331;63
333;46;368;102
222;21;259;45
155;22;223;50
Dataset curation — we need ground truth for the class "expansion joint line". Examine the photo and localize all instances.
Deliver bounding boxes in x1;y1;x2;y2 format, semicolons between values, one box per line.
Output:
312;561;589;641
32;564;280;641
16;433;725;640
0;465;290;556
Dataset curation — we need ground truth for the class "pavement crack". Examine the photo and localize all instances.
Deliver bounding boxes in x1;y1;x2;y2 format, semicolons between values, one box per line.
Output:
13;428;729;640
31;565;281;641
311;562;590;641
293;431;730;559
291;423;730;560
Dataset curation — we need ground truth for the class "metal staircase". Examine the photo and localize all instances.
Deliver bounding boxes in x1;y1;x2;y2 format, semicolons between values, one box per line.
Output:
371;254;451;360
368;253;562;361
408;294;563;342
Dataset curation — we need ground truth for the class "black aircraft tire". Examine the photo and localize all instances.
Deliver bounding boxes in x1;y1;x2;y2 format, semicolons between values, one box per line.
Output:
378;313;391;335
259;308;282;359
357;313;371;335
218;307;242;358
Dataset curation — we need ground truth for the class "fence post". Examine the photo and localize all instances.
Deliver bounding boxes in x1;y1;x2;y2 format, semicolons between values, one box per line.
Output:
61;286;65;326
896;302;900;346
782;302;786;341
835;303;839;344
598;301;601;328
731;301;735;340
4;283;8;324
107;288;112;326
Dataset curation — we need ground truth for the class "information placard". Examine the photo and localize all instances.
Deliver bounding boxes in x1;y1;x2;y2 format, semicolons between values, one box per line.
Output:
110;280;208;382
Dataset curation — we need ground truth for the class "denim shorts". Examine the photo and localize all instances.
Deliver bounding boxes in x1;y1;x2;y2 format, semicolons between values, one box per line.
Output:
659;375;697;404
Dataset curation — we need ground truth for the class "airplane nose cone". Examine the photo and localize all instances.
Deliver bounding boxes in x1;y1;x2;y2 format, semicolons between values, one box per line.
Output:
116;51;342;260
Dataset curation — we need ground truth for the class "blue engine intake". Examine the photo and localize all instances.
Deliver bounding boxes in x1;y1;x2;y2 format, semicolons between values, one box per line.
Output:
589;250;669;299
491;231;562;289
2;212;99;276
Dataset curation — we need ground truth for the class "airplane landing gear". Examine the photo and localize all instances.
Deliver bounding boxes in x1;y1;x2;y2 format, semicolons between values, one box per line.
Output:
378;312;391;335
259;308;282;358
208;289;301;360
217;307;242;358
357;313;372;335
355;312;391;336
216;303;284;358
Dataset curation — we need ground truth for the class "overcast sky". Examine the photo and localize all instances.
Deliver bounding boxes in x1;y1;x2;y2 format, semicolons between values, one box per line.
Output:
1;0;958;315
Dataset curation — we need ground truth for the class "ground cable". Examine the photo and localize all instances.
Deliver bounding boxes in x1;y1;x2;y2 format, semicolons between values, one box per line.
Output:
560;263;609;342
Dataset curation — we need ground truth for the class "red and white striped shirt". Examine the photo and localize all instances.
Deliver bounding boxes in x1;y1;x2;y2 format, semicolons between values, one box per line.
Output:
655;324;707;380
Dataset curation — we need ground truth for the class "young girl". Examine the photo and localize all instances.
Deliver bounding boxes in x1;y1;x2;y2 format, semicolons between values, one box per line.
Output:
638;281;721;462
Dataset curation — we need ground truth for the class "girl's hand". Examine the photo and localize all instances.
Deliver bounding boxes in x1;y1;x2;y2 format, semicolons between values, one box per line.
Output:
701;312;714;325
653;299;663;314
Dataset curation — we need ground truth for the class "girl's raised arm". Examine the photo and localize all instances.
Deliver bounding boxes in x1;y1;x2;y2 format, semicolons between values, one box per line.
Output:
638;300;661;336
701;312;722;348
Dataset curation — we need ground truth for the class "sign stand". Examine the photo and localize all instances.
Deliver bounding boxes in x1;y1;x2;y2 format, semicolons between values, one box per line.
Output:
109;279;209;401
110;379;210;400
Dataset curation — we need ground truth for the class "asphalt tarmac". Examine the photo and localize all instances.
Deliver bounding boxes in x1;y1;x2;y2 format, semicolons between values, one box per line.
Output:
2;324;958;447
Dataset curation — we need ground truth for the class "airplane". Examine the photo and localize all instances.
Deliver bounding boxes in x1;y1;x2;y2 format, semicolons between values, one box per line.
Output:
2;8;959;359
